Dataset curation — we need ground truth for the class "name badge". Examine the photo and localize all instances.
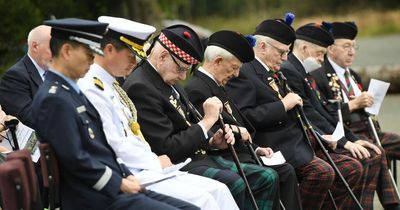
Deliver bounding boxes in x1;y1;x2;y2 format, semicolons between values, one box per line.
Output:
76;105;87;113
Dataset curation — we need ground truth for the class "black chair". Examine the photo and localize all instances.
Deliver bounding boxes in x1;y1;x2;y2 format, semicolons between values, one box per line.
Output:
39;143;60;210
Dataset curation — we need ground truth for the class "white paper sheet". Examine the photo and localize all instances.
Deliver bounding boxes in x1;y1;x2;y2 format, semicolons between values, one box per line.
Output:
260;151;286;166
0;122;40;162
365;79;390;115
162;158;191;174
330;122;345;142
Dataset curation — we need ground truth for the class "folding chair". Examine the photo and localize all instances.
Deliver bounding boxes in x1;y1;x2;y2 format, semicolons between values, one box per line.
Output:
0;159;31;210
39;143;60;210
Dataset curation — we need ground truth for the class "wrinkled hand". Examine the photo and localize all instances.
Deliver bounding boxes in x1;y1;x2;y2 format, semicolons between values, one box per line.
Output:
281;92;303;111
349;92;374;111
321;135;337;150
355;140;381;155
344;141;370;159
232;125;252;143
158;155;173;169
120;175;142;194
201;97;223;130
209;125;235;149
256;147;274;158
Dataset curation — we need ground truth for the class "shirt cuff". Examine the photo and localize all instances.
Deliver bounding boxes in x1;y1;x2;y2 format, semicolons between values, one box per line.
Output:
197;122;209;139
254;146;261;154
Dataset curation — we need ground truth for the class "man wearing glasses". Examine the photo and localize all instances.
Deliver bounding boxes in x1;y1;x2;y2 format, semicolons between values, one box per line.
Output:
225;16;342;209
123;24;279;210
311;21;400;210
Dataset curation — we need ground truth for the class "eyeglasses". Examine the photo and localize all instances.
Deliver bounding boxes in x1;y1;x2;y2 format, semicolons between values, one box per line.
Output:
266;42;290;57
169;53;192;73
335;43;359;51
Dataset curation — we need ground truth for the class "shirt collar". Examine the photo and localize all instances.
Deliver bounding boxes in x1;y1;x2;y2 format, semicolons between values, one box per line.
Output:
90;63;115;85
328;56;348;76
255;56;271;72
50;69;81;93
27;53;46;81
198;66;218;85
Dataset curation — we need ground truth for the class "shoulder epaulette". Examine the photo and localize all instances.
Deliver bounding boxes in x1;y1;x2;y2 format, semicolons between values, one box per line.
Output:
93;77;104;91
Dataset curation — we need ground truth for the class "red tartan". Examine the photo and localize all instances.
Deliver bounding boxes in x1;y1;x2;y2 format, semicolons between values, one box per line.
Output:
295;157;335;210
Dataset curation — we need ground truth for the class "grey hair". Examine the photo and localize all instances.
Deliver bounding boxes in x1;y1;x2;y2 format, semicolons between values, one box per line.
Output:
204;45;234;62
254;35;275;49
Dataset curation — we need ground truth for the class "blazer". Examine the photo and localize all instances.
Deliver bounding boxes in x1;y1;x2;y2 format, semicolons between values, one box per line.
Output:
185;70;259;163
0;55;43;127
311;57;368;127
225;59;314;167
281;54;359;147
122;61;219;170
32;71;131;210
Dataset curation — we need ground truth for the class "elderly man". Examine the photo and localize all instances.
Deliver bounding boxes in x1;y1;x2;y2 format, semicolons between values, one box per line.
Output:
32;18;199;210
78;16;238;210
225;16;363;210
123;25;279;210
311;21;400;210
0;25;51;128
280;22;382;209
185;30;302;210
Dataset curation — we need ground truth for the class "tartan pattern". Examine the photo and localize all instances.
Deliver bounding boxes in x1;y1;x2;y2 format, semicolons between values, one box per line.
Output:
158;33;199;65
336;148;382;210
295;156;335;210
211;156;278;210
344;70;355;98
315;151;364;209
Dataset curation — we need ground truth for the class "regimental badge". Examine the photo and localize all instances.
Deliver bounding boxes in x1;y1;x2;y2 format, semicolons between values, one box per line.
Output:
48;86;58;94
93;77;104;91
88;127;95;139
268;77;283;99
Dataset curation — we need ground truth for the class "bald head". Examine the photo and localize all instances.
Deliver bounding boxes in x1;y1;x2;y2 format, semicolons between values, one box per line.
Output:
27;25;52;69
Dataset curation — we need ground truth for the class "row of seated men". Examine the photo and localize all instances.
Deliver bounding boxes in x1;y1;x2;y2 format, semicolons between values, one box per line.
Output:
0;12;400;210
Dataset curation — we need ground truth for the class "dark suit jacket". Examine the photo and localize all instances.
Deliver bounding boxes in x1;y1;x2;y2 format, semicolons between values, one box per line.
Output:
32;71;130;210
225;59;314;167
122;61;219;170
185;70;259;163
281;54;358;147
0;55;43;127
311;57;367;127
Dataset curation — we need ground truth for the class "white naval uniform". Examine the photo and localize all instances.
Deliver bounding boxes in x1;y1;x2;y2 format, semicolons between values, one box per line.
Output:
78;63;238;210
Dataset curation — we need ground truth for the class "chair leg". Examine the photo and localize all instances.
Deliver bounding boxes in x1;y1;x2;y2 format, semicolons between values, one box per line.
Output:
393;158;397;184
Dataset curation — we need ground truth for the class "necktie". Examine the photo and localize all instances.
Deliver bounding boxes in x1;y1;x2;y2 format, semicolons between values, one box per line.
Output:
344;70;355;98
112;80;148;144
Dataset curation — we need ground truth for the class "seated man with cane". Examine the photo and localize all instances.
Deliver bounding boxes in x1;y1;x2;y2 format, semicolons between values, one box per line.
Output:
186;30;302;210
123;24;279;210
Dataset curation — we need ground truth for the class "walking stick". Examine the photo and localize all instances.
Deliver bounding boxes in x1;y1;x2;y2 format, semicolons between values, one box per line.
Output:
5;119;20;151
366;114;400;198
187;102;259;210
278;71;363;210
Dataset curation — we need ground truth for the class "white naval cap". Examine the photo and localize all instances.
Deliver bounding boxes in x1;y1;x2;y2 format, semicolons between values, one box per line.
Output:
98;16;156;58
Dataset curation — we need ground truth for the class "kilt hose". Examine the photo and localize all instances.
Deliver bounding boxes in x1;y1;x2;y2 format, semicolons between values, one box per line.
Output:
188;155;278;210
352;121;400;206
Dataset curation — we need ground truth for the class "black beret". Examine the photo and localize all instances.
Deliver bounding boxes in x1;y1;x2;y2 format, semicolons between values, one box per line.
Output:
207;30;254;63
44;18;108;55
331;21;358;40
296;23;334;47
158;24;203;65
254;19;296;45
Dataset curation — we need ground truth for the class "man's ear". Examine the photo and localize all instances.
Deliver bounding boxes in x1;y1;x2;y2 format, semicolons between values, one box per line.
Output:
214;56;223;65
60;43;72;60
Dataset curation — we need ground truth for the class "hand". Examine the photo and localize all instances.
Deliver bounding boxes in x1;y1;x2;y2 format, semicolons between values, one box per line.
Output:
344;141;370;159
200;97;223;130
158;155;173;169
209;124;235;149
349;92;374;111
355;140;381;155
0;145;10;153
281;92;303;111
120;175;142;194
321;135;337;150
232;125;252;143
256;147;273;158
